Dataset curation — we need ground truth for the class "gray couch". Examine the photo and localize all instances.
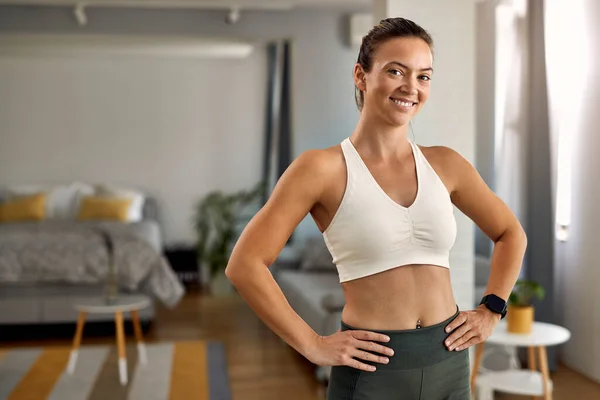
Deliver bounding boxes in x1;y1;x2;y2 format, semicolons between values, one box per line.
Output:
0;197;162;326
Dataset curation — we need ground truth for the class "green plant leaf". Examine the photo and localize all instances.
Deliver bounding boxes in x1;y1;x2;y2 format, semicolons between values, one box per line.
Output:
509;279;546;307
193;180;266;277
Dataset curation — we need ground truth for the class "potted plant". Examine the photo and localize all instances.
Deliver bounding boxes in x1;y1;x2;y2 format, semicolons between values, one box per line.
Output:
507;279;545;334
193;181;264;296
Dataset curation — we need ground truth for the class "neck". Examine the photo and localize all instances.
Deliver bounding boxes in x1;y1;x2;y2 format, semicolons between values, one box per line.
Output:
351;109;412;160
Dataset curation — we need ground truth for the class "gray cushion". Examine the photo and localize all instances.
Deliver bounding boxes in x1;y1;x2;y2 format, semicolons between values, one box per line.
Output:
299;236;337;272
321;292;346;312
142;196;159;222
277;269;342;315
475;254;491;286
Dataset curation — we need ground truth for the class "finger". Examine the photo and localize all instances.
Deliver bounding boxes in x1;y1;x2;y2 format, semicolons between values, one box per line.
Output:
345;356;377;372
445;312;468;333
351;348;390;365
351;330;391;343
445;322;471;348
353;338;395;357
448;330;476;351
453;336;480;351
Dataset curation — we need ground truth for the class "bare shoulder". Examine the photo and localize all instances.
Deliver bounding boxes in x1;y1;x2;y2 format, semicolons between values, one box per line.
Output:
289;144;344;182
270;143;345;205
418;144;469;167
297;144;343;168
417;144;473;194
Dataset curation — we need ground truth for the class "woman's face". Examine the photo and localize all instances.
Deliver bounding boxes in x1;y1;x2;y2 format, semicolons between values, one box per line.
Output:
355;37;433;127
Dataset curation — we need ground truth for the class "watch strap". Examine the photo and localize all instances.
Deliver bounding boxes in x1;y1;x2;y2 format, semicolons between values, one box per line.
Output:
480;294;508;319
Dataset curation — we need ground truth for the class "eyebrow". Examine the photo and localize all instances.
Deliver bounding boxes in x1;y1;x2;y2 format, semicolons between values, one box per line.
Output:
389;61;433;73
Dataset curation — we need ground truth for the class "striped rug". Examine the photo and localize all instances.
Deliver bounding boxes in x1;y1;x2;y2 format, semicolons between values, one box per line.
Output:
0;341;231;400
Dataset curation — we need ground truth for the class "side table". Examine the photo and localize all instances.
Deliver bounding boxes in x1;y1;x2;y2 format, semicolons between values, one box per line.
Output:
471;320;571;400
67;294;151;385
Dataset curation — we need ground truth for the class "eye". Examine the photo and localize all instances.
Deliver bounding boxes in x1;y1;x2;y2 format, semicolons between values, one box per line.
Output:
388;69;402;76
419;75;431;82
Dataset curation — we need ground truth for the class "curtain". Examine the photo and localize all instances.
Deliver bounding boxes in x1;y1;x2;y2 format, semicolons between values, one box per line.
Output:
262;39;293;243
491;0;558;369
262;40;292;205
494;0;529;235
543;0;594;376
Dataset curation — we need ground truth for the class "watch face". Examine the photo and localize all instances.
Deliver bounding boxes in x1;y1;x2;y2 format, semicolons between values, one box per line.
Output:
488;295;505;312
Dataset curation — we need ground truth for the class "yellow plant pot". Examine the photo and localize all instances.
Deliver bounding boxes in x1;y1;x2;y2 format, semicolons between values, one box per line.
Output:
507;305;534;334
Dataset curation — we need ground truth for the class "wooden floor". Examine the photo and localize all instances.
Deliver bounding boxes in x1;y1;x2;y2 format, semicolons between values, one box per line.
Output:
2;289;600;400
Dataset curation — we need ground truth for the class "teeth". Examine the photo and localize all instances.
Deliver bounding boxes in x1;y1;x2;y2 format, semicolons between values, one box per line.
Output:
391;98;414;107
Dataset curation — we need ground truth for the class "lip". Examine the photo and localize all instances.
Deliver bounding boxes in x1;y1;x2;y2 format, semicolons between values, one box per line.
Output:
390;97;418;105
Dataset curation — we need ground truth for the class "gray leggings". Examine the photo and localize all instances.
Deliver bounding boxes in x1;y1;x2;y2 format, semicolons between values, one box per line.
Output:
326;307;471;400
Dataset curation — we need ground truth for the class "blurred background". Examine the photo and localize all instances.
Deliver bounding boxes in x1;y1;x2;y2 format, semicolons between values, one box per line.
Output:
0;0;598;399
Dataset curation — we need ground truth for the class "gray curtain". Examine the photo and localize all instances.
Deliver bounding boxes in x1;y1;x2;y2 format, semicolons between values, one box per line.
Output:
262;40;292;205
493;0;557;369
526;0;557;370
476;0;557;370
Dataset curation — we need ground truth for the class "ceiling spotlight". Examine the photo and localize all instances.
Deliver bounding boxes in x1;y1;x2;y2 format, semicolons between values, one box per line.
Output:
225;7;241;25
74;3;87;26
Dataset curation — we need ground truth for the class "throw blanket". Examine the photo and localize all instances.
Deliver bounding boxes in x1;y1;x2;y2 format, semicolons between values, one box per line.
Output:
0;222;184;307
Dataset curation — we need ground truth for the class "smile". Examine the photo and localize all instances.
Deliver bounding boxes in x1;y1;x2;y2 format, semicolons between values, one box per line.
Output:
390;97;417;107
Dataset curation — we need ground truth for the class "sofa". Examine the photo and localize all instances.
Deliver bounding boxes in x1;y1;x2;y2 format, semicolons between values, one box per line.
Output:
0;182;183;326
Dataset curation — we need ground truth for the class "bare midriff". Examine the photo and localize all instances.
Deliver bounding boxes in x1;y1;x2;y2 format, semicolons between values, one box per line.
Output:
340;264;457;330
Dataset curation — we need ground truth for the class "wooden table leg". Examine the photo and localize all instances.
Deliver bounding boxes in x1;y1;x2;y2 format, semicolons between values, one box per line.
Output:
131;309;147;365
528;346;540;400
470;342;485;394
115;311;128;385
67;311;87;375
538;346;552;400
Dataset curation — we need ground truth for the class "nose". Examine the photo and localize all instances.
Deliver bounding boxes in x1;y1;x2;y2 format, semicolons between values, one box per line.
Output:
400;76;419;96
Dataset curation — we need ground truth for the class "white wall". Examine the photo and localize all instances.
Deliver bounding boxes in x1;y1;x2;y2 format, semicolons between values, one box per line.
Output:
0;6;366;247
373;0;476;312
0;49;267;246
552;0;600;384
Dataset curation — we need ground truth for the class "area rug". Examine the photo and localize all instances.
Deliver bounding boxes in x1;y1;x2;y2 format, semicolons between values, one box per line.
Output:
0;341;231;400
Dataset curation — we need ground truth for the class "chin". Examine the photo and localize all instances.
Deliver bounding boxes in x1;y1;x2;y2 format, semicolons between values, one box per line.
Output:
382;105;416;127
385;113;412;128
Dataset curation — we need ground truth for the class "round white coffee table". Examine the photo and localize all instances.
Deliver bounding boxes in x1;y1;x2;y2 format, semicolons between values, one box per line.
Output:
471;320;571;400
67;294;151;385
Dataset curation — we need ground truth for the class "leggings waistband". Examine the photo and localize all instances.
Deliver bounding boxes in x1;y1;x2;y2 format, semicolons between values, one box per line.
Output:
340;306;464;370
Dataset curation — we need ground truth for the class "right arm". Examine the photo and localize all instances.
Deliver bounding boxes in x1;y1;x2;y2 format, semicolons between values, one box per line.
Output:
225;149;394;371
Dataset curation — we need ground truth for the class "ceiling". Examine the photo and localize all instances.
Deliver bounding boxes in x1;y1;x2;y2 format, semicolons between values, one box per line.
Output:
0;0;372;11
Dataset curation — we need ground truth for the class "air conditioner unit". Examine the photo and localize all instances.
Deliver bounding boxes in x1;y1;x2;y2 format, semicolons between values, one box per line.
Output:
349;13;373;48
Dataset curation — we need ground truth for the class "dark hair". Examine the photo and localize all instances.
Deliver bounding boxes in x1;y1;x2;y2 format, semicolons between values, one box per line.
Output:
355;17;434;111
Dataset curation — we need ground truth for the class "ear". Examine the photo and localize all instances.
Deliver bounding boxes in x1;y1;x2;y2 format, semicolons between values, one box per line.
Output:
353;64;367;91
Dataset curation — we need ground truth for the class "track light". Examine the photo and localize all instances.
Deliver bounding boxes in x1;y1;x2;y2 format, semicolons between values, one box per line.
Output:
225;7;241;25
74;3;87;27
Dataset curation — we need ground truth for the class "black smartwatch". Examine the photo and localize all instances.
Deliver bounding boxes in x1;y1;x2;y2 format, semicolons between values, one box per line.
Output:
479;294;507;319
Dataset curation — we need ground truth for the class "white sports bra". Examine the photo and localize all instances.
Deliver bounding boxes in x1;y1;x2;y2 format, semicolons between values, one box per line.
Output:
322;137;457;283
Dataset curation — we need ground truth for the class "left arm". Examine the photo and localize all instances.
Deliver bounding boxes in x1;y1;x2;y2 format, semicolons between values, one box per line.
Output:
439;147;527;351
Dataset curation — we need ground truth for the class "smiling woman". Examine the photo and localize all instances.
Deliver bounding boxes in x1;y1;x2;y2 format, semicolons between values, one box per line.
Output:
224;16;526;400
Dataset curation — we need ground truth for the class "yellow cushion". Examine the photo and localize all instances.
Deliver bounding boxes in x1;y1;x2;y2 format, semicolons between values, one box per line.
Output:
77;196;132;221
0;193;47;222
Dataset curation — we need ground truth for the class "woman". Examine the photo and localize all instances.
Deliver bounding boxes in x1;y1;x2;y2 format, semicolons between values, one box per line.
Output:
225;17;526;399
